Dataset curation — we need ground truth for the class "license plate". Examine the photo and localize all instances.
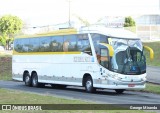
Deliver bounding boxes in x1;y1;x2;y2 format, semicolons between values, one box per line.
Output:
128;76;138;79
128;84;135;87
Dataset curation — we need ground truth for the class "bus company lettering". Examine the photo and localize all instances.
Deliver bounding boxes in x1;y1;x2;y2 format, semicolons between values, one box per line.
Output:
74;56;91;62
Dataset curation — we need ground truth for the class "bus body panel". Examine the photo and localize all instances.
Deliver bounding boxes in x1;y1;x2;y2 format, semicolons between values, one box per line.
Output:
12;53;100;86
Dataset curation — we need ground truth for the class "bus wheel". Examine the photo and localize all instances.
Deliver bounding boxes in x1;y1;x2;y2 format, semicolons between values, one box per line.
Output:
85;76;95;93
31;73;39;87
24;73;31;86
115;89;125;94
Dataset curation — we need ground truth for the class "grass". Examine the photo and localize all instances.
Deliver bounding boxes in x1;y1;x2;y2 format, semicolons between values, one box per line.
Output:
0;56;12;80
0;88;155;113
0;89;89;104
143;41;160;67
140;83;160;94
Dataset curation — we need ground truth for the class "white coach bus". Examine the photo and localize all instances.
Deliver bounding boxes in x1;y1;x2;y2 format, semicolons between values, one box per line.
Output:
12;26;154;94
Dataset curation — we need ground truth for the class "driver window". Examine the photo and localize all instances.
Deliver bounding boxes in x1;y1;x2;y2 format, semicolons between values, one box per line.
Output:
100;48;109;69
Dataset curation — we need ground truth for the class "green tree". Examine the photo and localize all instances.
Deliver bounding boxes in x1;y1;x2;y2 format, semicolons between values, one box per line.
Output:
124;16;135;27
0;15;23;49
0;35;6;46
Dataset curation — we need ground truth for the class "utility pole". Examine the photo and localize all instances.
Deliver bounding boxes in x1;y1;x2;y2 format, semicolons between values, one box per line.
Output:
67;0;71;28
159;0;160;12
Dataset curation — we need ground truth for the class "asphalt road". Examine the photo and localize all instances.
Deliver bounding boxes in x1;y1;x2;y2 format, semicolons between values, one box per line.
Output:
0;80;160;104
147;66;160;84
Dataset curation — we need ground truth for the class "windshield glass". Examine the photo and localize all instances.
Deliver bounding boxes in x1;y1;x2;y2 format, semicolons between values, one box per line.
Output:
109;38;146;75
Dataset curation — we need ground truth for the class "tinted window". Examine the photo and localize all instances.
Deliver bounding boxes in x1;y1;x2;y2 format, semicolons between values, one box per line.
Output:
28;38;39;52
63;35;77;52
91;34;108;55
39;37;51;52
14;39;22;52
14;38;29;52
77;34;92;55
14;34;92;53
50;36;63;52
92;34;100;54
100;48;109;69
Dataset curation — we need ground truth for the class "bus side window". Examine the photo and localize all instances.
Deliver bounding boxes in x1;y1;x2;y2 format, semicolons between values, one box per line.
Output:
100;48;109;69
63;40;69;52
28;38;40;52
63;35;77;52
39;37;51;52
14;38;29;52
77;34;92;55
51;36;63;52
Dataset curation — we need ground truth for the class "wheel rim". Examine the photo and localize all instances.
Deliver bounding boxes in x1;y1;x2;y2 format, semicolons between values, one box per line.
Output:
32;76;37;86
86;80;92;91
25;76;30;83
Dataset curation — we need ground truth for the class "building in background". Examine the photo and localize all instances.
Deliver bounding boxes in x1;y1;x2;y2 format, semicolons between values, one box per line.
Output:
22;14;160;41
135;14;160;41
95;16;125;27
96;14;160;41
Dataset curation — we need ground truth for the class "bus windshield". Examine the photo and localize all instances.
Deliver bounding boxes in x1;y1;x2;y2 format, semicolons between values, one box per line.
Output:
110;38;146;75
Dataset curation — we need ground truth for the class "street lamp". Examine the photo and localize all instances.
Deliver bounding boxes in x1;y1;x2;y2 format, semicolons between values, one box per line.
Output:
67;0;71;28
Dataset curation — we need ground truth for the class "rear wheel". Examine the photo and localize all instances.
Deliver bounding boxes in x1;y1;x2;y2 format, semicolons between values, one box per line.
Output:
115;89;125;94
85;76;95;93
31;73;38;87
24;73;31;86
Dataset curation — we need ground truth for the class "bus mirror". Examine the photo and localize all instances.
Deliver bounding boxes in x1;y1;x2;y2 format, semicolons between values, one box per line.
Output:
143;46;154;61
99;43;114;57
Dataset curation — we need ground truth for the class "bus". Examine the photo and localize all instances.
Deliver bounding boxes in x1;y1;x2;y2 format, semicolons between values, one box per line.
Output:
12;26;154;94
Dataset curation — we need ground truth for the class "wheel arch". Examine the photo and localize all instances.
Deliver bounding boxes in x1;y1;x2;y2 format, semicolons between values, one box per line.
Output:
82;73;92;86
31;71;37;78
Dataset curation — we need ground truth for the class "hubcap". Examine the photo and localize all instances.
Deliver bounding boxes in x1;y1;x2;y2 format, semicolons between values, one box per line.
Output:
33;76;37;86
86;80;92;90
25;76;30;83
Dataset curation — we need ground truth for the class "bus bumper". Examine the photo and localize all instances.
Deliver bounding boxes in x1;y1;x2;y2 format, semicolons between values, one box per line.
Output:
93;77;146;89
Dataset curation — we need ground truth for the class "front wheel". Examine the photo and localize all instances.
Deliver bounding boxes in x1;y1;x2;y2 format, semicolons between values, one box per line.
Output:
115;89;125;94
85;76;95;93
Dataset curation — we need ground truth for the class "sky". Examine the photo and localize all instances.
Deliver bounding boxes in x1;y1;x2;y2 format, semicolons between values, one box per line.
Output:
0;0;159;27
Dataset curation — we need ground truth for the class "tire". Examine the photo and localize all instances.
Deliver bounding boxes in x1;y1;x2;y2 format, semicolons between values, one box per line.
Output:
85;76;95;93
115;89;125;94
24;73;31;86
31;73;39;87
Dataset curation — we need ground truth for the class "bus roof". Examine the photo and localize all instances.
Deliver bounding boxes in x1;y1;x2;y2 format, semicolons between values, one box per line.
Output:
16;29;77;38
79;26;139;39
16;26;139;39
